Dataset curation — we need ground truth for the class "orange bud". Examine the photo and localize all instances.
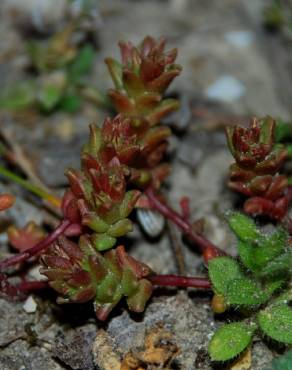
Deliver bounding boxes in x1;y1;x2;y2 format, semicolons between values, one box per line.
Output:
211;294;227;314
0;193;15;211
203;246;220;264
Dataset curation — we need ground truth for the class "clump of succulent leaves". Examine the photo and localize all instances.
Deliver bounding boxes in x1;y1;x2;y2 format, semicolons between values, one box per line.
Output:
104;35;182;187
41;238;153;320
38;36;182;319
0;22;104;113
208;212;292;362
226;117;289;220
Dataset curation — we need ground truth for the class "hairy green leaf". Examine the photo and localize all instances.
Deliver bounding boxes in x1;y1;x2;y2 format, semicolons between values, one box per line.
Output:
208;257;242;295
228;212;260;243
259;251;292;278
237;227;287;273
208;322;254;362
258;305;292;344
226;278;271;306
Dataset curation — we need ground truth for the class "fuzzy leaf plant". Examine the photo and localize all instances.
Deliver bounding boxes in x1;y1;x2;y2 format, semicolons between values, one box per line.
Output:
208;212;292;362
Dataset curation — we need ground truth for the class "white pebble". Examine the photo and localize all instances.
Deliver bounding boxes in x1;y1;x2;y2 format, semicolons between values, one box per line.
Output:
23;295;37;313
224;30;254;49
206;75;245;103
28;265;48;281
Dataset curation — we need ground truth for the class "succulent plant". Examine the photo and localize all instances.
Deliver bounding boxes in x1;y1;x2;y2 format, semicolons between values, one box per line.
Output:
226;117;289;220
106;36;182;124
105;36;182;187
41;236;153;320
62;119;142;252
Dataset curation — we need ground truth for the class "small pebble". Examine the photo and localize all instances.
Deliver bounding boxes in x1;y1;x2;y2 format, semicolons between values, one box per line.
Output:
28;265;48;281
206;75;245;103
23;295;37;313
224;30;254;49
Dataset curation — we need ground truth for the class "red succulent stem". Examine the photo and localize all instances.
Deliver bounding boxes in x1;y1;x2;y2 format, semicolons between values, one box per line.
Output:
0;272;47;298
148;274;211;289
0;219;72;271
145;187;225;260
16;280;48;292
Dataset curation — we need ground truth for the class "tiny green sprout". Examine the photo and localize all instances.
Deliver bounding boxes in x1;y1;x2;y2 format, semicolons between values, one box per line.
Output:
208;212;292;362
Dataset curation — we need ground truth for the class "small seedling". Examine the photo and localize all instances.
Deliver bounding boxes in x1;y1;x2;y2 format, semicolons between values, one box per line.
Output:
208;212;292;361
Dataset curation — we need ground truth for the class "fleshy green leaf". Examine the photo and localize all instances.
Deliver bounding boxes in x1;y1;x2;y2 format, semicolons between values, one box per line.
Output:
108;219;133;237
208;257;242;295
208;322;254;362
92;234;116;251
228;212;260;243
259;117;274;145
258;305;292;344
105;57;123;90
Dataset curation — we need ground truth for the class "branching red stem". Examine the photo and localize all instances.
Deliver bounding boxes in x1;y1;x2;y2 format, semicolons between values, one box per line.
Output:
0;272;47;298
0;219;72;271
148;274;211;289
16;280;48;292
145;187;225;258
